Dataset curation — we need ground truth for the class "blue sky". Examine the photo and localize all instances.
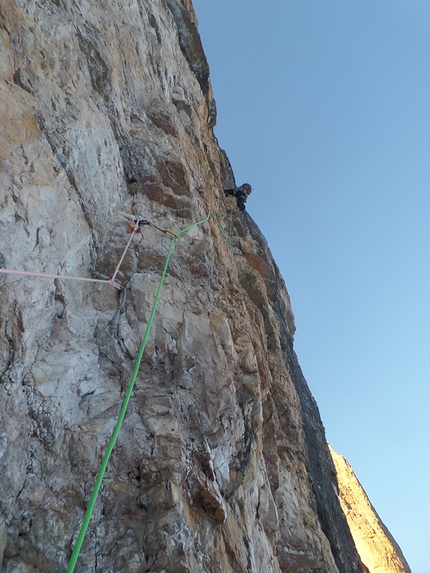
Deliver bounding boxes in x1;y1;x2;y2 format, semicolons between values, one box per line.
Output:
192;1;430;571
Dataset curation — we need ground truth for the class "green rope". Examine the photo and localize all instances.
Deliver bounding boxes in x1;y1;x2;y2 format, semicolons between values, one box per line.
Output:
209;210;232;245
177;210;211;236
229;201;234;242
66;237;176;573
66;210;230;572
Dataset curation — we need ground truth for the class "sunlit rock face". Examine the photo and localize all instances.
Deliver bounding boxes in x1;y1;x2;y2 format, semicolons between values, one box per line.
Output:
0;1;405;572
329;445;411;573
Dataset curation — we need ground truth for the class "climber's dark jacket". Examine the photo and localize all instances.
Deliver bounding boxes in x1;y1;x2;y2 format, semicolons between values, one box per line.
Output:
224;183;252;212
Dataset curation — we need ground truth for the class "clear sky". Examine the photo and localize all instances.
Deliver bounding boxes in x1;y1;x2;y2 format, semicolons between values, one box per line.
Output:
192;1;429;571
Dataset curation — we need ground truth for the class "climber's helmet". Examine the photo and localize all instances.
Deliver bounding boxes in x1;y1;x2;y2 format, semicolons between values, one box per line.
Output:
239;183;252;197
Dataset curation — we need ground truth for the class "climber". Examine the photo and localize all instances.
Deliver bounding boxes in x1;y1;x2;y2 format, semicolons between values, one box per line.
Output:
224;183;252;212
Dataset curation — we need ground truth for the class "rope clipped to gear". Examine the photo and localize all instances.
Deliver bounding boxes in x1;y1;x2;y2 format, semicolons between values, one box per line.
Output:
66;210;228;573
0;217;143;291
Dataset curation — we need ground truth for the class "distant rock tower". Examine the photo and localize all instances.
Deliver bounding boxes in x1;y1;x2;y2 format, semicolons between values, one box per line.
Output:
329;444;412;573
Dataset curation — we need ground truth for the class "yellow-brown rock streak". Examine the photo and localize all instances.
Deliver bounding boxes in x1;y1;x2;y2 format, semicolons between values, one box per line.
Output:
329;445;411;573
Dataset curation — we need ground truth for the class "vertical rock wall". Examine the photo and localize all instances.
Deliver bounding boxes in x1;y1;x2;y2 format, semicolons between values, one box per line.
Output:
0;1;403;572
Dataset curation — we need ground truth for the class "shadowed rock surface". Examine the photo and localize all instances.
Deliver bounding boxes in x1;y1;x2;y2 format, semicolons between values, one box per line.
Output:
0;1;408;572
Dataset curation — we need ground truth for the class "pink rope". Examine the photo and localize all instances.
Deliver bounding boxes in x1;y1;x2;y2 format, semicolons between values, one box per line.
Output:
0;220;142;291
0;268;122;290
108;221;139;286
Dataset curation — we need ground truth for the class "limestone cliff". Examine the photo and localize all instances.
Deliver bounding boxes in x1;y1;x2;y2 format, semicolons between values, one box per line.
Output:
329;446;411;573
0;1;406;572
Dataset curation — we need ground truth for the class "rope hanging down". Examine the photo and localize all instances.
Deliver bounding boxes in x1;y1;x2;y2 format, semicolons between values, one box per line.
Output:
66;210;228;573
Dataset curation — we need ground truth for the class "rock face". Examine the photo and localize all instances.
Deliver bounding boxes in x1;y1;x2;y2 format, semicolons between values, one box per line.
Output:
0;1;407;572
329;446;411;573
